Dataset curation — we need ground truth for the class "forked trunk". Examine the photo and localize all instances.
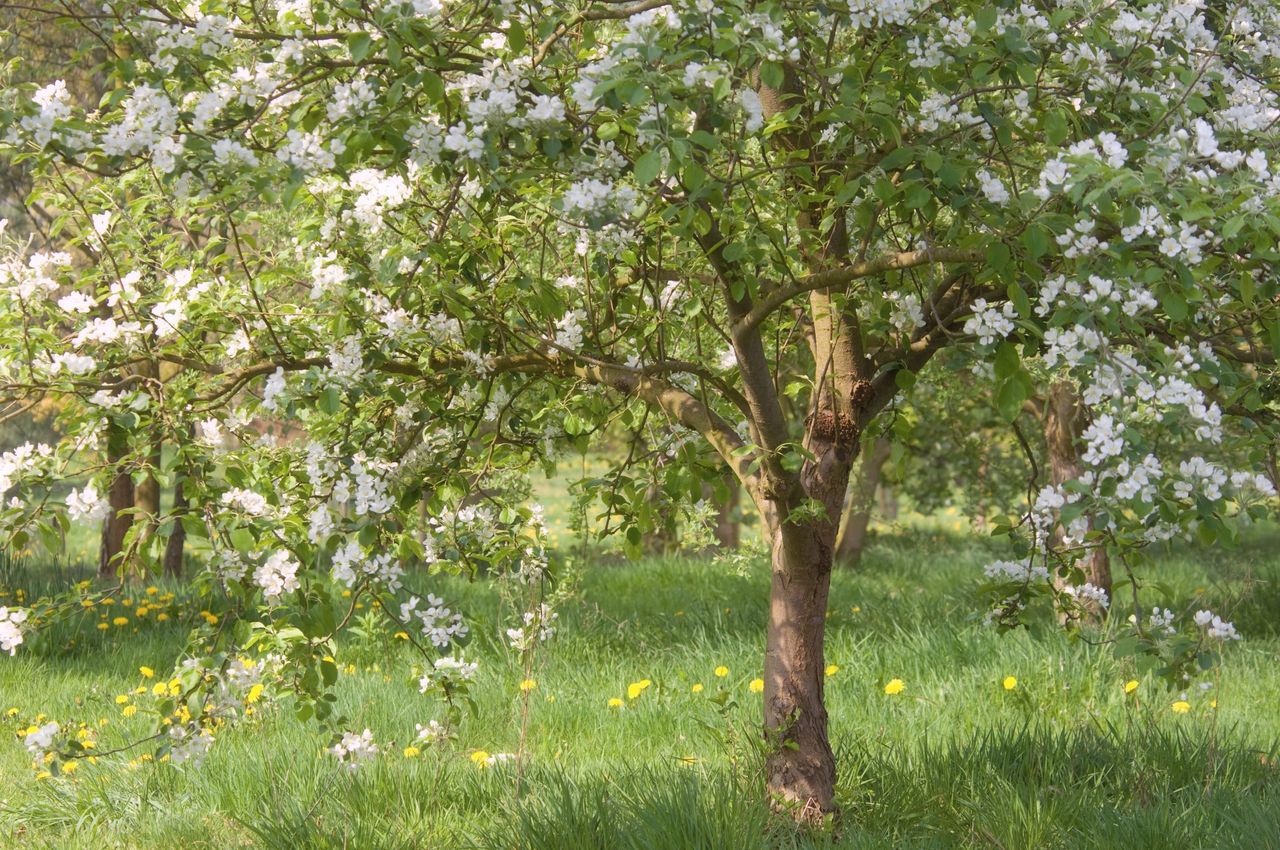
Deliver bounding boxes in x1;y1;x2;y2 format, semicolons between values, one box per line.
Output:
1044;381;1111;603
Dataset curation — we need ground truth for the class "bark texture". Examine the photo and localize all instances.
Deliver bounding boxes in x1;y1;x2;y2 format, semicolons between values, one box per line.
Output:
761;390;865;816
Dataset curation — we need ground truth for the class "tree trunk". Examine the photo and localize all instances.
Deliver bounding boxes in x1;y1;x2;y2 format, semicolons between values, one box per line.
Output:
714;487;739;548
834;434;891;566
133;438;162;545
703;472;740;548
763;512;837;818
98;421;134;579
761;408;857;818
162;476;187;577
878;485;898;521
1044;381;1111;604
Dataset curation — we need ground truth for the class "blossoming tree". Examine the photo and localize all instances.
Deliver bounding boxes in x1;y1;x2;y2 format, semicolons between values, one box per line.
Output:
1;0;1278;815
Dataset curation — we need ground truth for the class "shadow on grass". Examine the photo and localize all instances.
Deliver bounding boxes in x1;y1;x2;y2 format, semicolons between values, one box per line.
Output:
460;723;1280;850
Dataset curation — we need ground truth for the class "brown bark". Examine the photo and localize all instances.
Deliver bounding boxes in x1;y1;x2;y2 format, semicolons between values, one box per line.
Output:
761;400;861;817
834;434;891;566
162;476;187;577
98;420;134;579
764;521;836;819
134;441;161;537
1044;381;1112;603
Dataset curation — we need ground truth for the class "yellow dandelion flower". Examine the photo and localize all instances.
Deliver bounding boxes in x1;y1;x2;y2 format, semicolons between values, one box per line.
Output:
1124;680;1139;694
519;679;537;692
691;683;704;694
152;683;167;696
96;623;109;631
825;664;839;677
245;684;265;704
1003;676;1018;691
714;666;729;678
607;698;624;709
1171;700;1191;714
140;666;154;679
121;705;137;717
115;695;129;705
394;631;409;640
403;746;420;758
884;678;905;696
626;679;652;700
748;678;764;694
470;750;490;766
112;617;128;626
146;586;158;595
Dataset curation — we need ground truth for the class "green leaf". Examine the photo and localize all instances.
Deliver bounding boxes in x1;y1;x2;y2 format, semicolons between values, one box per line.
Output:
760;61;785;91
994;341;1021;380
319;387;341;414
1044;109;1069;145
880;146;914;172
634;149;663;184
986;241;1011;272
996;377;1029;422
1007;282;1031;320
1023;225;1049;260
230;528;256;554
347;33;372;62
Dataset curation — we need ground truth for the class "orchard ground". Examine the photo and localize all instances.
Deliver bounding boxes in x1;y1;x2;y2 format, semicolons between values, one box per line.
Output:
3;522;1280;849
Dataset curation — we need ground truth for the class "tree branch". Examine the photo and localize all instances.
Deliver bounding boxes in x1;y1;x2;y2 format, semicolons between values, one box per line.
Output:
734;246;983;335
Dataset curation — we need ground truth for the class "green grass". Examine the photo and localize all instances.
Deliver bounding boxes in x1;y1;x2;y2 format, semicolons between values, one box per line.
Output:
2;527;1280;848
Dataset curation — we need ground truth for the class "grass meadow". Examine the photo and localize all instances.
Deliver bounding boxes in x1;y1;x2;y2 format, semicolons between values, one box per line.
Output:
2;522;1280;849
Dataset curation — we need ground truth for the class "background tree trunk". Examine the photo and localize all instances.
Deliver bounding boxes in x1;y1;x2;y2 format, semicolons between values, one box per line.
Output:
162;476;187;577
98;420;134;579
834;434;891;566
133;438;162;545
703;471;740;548
1044;381;1111;604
